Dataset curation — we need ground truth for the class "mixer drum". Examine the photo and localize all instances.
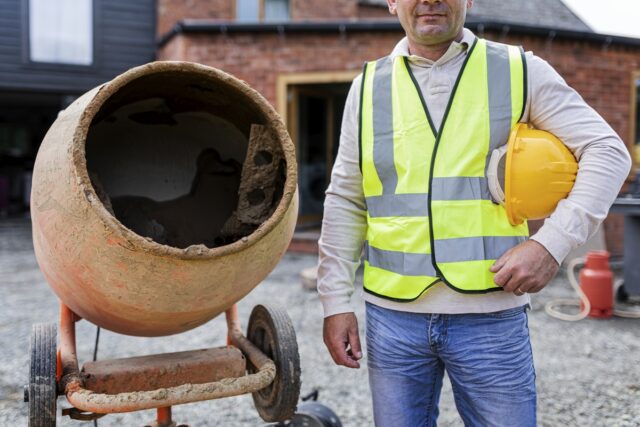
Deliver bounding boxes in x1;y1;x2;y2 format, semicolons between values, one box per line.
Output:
30;62;298;336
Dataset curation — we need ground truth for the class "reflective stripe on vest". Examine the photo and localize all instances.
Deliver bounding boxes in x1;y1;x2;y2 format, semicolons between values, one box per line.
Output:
359;38;529;301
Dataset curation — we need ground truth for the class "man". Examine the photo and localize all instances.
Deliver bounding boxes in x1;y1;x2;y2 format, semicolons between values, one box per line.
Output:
317;0;631;426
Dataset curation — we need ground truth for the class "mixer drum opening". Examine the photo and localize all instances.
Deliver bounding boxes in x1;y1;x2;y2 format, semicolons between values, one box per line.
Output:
85;71;286;249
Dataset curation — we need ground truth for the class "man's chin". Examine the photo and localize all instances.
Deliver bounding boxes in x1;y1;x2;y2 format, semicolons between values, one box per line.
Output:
414;26;454;43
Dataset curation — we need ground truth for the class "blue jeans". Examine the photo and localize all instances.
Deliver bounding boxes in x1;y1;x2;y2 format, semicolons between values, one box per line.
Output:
366;302;536;427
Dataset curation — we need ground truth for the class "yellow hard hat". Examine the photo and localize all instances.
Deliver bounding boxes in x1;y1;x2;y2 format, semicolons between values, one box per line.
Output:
487;123;578;226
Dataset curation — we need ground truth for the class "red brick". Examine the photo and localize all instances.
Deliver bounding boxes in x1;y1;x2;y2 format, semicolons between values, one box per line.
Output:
358;5;393;19
157;0;234;36
292;0;358;20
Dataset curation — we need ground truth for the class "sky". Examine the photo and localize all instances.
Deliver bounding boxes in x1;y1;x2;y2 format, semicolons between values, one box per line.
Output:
561;0;640;38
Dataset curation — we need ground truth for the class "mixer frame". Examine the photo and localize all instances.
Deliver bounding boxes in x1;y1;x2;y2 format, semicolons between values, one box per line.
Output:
27;302;301;427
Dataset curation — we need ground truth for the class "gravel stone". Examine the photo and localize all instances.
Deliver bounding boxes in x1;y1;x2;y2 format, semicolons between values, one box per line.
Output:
0;219;638;426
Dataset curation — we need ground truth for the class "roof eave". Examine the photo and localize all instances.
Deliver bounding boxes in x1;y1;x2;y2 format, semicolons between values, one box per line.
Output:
158;19;640;48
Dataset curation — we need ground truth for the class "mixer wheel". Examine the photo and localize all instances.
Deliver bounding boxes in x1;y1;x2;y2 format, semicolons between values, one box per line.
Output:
28;323;58;427
247;304;301;422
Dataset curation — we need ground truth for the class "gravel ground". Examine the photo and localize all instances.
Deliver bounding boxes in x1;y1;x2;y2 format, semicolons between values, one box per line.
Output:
0;218;639;426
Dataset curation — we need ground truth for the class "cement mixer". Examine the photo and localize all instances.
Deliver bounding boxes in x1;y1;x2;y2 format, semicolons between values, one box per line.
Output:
25;62;300;426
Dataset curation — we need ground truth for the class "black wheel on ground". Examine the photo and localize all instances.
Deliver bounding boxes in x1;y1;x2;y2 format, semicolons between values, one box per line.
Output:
247;304;301;422
28;322;57;427
290;401;343;427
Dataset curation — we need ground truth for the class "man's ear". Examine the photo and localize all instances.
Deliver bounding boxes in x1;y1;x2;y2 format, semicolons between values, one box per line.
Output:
387;0;398;15
467;0;474;10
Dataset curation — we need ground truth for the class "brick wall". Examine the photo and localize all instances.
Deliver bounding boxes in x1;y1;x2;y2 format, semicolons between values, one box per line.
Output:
158;0;366;38
159;30;639;146
157;0;234;36
158;29;639;257
358;4;393;19
292;0;358;20
159;32;400;103
497;32;639;156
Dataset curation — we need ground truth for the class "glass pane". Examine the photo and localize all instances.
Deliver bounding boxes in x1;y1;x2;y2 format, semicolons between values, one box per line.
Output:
264;0;289;22
236;0;260;22
29;0;93;65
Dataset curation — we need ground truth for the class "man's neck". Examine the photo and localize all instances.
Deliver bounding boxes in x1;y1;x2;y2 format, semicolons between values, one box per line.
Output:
407;30;464;62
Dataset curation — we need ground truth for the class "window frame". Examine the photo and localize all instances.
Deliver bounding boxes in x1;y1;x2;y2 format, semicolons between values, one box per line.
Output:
233;0;293;23
630;70;640;174
21;0;100;72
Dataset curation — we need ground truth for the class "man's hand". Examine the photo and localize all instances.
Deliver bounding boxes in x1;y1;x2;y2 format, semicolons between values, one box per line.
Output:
490;240;560;295
323;312;362;369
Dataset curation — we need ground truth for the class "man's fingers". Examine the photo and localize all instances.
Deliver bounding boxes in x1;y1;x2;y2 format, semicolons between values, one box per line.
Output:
323;313;361;369
490;248;513;273
493;264;531;293
342;325;362;367
490;257;505;273
513;287;526;296
526;283;546;294
325;339;342;365
325;337;344;364
334;343;359;368
493;267;511;287
503;273;523;293
516;278;538;294
329;338;359;368
348;326;363;360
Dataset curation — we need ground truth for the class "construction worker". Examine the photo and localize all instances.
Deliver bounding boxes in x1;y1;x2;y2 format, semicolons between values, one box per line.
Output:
317;0;632;426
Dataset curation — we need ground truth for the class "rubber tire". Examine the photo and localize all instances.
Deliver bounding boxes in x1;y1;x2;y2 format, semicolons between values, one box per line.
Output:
28;323;57;427
291;401;343;427
247;304;301;422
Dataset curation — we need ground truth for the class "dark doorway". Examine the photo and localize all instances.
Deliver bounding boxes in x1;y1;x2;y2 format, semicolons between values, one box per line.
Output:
0;91;65;217
289;83;349;225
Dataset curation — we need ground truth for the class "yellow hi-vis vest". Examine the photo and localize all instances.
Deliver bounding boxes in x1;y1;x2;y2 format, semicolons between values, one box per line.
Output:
359;38;530;301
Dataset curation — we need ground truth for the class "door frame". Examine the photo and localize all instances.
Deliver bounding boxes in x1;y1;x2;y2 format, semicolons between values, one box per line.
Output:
276;70;359;131
276;71;358;223
630;70;640;177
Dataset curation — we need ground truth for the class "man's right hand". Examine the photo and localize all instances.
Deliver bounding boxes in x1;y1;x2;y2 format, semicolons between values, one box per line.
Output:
323;312;363;369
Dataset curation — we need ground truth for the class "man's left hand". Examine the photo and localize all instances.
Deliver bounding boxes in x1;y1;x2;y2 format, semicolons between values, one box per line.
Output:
490;240;560;295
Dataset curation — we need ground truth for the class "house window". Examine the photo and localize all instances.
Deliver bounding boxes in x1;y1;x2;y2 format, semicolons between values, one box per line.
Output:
236;0;290;23
264;0;289;21
28;0;93;65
